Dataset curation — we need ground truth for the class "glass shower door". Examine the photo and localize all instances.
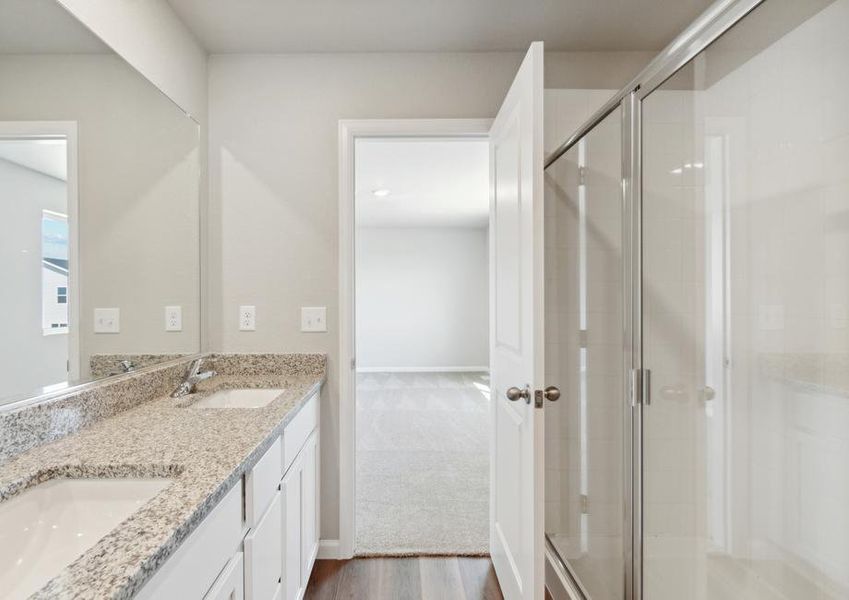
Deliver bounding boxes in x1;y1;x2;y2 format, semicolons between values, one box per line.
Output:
641;0;849;598
545;105;625;600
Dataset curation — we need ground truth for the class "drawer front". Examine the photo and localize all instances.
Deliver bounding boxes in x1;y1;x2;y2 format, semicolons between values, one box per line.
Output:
246;435;282;527
245;490;282;600
137;481;243;600
204;552;244;600
282;392;317;475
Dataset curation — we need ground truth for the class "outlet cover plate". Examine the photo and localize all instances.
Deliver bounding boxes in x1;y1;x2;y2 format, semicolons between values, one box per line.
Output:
94;308;120;333
239;305;256;331
165;306;182;331
301;306;327;332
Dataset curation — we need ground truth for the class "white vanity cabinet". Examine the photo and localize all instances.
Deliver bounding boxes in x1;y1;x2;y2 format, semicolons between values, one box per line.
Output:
136;390;320;600
280;396;320;600
247;391;320;600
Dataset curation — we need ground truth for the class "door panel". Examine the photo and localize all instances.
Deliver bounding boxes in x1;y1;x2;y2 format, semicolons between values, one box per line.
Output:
489;41;544;600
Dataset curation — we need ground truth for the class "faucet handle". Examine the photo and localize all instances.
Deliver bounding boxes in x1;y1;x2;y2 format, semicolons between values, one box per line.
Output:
186;358;203;377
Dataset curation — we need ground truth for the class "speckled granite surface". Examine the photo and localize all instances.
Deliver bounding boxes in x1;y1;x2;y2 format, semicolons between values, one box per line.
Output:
0;360;191;464
0;353;326;600
89;354;190;378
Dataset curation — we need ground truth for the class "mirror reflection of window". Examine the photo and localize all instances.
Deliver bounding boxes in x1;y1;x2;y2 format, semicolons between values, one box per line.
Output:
41;209;69;336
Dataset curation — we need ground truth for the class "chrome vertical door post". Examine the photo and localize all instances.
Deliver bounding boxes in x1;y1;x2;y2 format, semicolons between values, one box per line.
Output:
621;89;642;600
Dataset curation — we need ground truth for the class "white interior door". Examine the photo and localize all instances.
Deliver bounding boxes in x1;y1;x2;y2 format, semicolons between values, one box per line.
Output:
488;41;545;600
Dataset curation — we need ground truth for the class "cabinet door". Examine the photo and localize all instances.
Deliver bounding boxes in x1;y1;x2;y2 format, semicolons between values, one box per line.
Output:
204;552;245;600
300;432;318;585
245;491;282;600
281;455;302;600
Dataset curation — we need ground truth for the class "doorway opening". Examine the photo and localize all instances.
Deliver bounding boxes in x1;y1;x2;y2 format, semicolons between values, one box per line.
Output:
352;135;491;555
0;122;78;400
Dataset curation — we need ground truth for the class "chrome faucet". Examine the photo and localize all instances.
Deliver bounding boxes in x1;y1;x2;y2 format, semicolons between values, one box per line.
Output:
171;358;216;397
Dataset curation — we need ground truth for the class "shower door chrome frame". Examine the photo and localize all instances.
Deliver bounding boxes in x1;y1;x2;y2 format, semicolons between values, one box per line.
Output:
543;1;775;599
621;90;641;600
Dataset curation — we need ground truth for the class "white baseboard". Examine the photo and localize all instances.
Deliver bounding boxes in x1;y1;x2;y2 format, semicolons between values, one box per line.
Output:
356;366;489;373
317;539;344;560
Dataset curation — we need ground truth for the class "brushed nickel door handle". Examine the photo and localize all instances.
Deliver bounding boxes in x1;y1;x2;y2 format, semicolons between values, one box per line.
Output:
543;386;561;402
506;385;531;403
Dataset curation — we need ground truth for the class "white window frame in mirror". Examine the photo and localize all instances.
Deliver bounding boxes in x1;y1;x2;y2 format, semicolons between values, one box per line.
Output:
0;120;80;382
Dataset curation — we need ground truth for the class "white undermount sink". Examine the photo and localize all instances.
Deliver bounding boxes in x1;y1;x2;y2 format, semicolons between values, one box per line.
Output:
189;388;283;409
0;477;171;600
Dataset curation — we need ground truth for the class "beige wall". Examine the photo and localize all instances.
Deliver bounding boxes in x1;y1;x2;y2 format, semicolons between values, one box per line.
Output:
207;50;651;541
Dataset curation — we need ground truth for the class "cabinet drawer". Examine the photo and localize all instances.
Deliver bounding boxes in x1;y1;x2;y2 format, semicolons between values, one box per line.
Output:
204;552;244;600
245;490;282;600
246;436;282;527
137;481;243;600
282;393;317;475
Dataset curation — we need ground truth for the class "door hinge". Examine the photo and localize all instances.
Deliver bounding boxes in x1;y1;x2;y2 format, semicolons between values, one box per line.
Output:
580;494;589;514
578;165;587;186
351;357;356;370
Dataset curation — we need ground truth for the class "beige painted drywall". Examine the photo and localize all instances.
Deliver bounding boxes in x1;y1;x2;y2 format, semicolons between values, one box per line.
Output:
208;50;652;541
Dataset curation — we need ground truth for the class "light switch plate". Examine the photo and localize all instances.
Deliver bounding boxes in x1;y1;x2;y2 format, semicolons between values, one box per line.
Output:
301;306;327;332
239;305;256;331
165;306;182;331
94;308;120;333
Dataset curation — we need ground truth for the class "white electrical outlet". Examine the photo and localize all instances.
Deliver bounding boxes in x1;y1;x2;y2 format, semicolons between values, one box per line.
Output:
94;308;120;333
301;306;327;332
165;306;182;331
239;305;256;331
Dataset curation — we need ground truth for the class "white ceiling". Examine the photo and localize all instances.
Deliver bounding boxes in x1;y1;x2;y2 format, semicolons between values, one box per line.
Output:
166;0;712;53
355;138;489;229
0;139;68;181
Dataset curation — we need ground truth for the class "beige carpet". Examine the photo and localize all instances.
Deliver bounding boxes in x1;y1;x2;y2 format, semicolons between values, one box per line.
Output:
355;371;490;556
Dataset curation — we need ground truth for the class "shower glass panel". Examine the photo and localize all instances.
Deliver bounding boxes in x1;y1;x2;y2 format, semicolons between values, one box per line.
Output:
641;0;849;598
545;106;624;600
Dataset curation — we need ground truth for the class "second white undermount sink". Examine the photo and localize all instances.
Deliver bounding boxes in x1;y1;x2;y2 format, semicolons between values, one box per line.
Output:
0;477;171;600
189;388;283;409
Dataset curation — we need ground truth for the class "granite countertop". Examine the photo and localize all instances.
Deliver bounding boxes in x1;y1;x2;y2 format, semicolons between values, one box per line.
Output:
0;370;325;599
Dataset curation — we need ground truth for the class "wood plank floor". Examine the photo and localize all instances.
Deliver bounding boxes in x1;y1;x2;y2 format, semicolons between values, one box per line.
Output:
305;557;504;600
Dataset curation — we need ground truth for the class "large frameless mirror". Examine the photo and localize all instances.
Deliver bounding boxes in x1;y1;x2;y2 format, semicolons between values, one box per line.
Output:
0;0;201;408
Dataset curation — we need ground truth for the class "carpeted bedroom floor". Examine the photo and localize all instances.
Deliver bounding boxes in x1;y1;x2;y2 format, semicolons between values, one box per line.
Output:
355;371;490;556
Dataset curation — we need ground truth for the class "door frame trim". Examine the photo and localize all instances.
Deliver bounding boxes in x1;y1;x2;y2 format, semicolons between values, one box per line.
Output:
337;118;492;558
